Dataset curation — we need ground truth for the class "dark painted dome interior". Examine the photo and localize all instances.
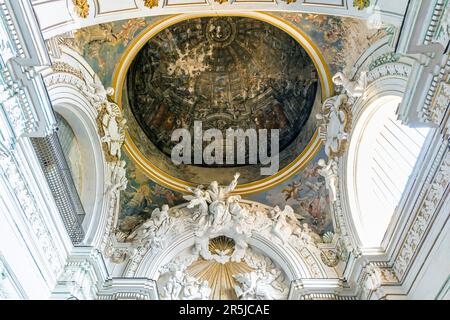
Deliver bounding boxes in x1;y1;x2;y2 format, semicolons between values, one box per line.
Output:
127;16;318;166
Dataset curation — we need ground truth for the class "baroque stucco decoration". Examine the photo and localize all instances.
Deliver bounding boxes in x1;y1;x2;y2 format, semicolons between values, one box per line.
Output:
118;175;340;300
311;70;371;269
158;243;289;300
315;71;367;203
143;0;159;9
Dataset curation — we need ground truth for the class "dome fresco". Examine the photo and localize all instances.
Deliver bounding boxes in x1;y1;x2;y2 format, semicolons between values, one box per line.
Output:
66;12;386;235
126;16;318;165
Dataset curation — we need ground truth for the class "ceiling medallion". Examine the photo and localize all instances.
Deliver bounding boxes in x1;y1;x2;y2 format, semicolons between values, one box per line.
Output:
72;0;89;18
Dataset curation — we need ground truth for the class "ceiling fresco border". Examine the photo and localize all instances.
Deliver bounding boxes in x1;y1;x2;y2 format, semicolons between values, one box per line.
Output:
112;11;333;195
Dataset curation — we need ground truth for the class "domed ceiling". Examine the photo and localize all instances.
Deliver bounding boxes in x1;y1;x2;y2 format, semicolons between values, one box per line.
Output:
126;16;319;167
67;11;388;238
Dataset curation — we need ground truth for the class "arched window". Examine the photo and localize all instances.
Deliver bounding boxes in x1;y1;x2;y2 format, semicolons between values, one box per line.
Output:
347;95;429;247
56;113;83;196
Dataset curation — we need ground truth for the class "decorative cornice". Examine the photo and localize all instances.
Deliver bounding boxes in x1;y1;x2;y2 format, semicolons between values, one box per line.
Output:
0;0;55;138
424;0;449;47
368;52;401;71
289;279;354;300
396;0;449;129
97;279;157;300
366;60;411;85
421;54;450;125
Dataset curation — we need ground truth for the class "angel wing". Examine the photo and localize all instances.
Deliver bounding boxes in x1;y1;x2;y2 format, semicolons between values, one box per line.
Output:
150;208;161;219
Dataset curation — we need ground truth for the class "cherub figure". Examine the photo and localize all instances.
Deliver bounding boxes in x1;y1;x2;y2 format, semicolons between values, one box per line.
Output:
282;181;302;201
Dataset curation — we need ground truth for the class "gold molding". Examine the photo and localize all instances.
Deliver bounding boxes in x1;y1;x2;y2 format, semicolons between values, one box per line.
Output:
112;12;333;195
72;0;90;18
143;0;159;8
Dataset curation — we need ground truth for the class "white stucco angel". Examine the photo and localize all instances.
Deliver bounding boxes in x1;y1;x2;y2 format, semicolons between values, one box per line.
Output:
85;75;115;104
182;278;212;300
107;160;127;193
198;280;212;300
207;173;240;202
126;218;156;244
126;205;171;247
299;223;314;245
184;185;211;225
317;159;339;202
207;173;240;229
162;269;184;300
151;204;170;229
99;101;126;160
233;271;286;300
317;94;349;159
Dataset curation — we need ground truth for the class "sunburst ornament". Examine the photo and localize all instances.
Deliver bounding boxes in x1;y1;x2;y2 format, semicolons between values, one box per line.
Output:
187;237;254;300
353;0;370;10
214;0;228;4
285;0;298;4
143;0;159;8
208;236;235;256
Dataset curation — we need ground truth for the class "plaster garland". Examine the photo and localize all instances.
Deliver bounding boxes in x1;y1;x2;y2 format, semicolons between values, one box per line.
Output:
43;55;129;259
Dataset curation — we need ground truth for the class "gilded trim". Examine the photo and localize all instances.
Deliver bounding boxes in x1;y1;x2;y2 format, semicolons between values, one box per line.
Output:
112;12;332;195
